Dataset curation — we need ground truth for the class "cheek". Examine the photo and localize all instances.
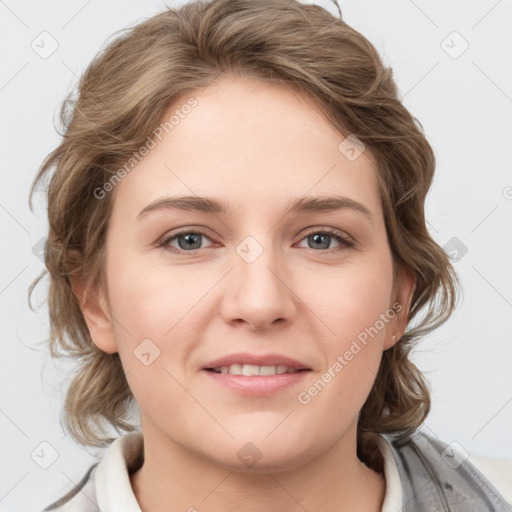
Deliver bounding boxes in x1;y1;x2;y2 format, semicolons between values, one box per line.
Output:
104;260;189;413
303;255;394;400
104;252;216;399
311;258;394;342
106;255;197;337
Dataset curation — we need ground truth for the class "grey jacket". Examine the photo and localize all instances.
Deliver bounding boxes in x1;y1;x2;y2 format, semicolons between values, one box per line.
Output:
389;431;511;511
43;430;512;511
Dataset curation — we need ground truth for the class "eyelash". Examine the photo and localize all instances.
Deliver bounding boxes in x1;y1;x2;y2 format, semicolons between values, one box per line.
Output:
158;227;355;254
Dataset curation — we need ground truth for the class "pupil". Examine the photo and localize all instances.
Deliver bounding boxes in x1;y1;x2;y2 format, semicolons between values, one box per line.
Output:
179;233;201;250
311;233;329;249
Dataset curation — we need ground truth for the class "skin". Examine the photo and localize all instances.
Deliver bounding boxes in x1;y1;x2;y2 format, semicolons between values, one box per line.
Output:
75;74;415;512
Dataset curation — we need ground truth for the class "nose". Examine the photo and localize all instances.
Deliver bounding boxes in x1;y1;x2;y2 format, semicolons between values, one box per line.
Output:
221;239;298;332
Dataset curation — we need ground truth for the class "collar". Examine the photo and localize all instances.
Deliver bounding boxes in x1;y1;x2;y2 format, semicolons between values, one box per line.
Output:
95;431;143;512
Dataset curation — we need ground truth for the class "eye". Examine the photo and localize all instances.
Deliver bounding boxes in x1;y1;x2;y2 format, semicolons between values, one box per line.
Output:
158;227;355;254
296;229;354;252
159;229;214;252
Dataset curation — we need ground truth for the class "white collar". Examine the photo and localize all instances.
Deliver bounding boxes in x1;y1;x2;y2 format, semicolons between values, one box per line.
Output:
95;431;143;511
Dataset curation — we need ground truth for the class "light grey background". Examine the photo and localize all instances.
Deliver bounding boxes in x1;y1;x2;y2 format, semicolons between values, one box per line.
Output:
1;0;511;510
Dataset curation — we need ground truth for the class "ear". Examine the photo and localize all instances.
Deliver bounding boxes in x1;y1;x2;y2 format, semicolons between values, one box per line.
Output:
68;261;118;354
383;267;416;350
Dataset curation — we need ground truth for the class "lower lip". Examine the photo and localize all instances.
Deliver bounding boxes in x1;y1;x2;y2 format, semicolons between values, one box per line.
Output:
201;369;311;396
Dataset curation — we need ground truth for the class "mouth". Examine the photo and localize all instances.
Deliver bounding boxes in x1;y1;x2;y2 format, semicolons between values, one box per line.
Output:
202;352;312;375
201;353;312;395
205;364;310;376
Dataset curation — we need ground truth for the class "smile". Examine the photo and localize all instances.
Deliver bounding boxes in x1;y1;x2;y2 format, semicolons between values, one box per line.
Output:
206;364;307;376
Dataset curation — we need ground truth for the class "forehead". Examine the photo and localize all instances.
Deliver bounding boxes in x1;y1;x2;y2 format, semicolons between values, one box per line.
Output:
112;75;382;218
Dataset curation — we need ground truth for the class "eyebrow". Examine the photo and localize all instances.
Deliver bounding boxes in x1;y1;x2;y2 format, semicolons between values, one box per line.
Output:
137;195;373;221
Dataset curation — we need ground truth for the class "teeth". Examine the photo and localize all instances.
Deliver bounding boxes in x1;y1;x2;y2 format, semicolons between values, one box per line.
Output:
215;364;300;376
260;365;276;375
277;365;288;375
242;364;260;376
229;363;242;375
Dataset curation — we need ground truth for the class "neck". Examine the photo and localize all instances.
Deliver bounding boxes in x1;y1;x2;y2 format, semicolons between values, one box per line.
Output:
130;421;386;512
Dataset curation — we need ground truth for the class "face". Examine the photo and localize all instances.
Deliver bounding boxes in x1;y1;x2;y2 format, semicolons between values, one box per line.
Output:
81;74;414;472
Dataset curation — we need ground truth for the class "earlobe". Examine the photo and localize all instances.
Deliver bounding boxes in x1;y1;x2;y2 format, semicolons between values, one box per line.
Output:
384;268;416;350
69;273;118;354
383;333;398;351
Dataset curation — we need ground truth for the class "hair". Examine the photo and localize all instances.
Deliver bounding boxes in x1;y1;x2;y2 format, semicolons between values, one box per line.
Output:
29;0;459;460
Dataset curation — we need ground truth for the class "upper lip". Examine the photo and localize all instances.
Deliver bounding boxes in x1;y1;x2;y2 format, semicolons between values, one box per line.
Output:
203;352;311;370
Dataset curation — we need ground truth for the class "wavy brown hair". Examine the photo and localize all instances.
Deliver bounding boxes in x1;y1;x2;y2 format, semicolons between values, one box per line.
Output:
29;0;458;454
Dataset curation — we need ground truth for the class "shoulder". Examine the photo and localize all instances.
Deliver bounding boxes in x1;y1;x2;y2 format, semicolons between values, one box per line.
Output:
383;429;512;511
42;431;143;512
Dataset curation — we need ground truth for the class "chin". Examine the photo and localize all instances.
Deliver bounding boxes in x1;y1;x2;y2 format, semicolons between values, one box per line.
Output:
218;452;313;474
201;437;319;475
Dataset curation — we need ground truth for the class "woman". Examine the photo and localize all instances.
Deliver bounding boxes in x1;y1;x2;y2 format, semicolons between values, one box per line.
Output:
31;0;512;510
